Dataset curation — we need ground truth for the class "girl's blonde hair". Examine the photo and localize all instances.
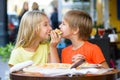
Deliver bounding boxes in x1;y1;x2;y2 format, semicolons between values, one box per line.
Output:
64;10;92;40
15;11;47;48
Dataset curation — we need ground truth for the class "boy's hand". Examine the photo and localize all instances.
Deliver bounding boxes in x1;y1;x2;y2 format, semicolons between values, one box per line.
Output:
72;54;85;64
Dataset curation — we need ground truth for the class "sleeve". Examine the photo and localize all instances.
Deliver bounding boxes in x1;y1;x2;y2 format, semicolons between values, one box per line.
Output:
8;49;22;66
91;45;106;64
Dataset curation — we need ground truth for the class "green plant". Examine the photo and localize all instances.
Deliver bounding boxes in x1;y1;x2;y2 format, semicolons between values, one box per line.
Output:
0;43;14;62
93;24;104;28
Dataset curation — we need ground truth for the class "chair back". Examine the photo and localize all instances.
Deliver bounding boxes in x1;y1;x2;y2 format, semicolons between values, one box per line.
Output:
88;37;112;67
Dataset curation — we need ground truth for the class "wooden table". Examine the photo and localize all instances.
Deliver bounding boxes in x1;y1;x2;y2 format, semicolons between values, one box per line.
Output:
10;69;120;80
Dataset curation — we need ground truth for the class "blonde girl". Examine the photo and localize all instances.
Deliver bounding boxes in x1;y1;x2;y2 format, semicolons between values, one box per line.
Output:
8;11;60;67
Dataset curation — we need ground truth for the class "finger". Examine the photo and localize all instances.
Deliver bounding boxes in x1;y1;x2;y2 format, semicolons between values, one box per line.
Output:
58;34;61;39
76;54;85;59
72;54;83;59
50;31;61;46
72;55;85;63
50;31;56;38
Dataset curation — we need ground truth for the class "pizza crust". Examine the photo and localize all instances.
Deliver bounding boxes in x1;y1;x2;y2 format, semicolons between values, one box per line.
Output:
23;63;71;73
23;63;101;73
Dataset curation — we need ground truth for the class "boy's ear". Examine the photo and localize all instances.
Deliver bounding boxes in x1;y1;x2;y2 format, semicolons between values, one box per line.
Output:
73;27;79;34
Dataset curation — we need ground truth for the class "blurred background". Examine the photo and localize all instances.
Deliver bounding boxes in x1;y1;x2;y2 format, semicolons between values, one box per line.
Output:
0;0;119;46
0;0;119;45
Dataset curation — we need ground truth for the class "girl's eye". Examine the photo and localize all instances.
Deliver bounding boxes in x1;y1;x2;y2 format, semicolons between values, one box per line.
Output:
44;23;51;27
43;22;48;26
44;24;47;26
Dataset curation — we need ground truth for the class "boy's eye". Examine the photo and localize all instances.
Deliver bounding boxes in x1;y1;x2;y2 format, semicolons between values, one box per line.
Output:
62;22;65;25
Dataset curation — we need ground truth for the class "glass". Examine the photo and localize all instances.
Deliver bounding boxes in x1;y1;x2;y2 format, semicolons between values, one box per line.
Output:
98;28;105;38
90;28;97;39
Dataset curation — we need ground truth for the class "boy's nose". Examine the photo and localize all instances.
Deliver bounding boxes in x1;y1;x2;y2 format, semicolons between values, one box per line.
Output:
59;24;61;29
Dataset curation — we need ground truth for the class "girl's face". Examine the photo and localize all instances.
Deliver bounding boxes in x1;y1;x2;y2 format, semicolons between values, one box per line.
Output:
37;17;52;40
59;19;73;39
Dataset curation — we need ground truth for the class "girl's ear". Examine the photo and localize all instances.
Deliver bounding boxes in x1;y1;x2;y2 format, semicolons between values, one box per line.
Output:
35;24;41;35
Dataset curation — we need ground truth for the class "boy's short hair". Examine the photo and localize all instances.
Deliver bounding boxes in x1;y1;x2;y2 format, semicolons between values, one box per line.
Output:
64;10;92;40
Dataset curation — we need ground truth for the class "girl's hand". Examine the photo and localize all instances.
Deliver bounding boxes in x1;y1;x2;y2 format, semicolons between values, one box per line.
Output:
50;30;61;47
72;54;85;64
48;30;61;63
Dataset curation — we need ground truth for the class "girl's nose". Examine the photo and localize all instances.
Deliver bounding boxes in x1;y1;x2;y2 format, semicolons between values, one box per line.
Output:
49;25;52;30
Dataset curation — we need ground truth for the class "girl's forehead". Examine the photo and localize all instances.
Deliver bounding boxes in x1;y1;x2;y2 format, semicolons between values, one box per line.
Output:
42;16;49;20
40;17;49;23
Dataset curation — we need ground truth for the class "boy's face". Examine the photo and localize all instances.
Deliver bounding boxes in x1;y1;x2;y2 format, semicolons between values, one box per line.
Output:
59;19;74;39
38;17;52;40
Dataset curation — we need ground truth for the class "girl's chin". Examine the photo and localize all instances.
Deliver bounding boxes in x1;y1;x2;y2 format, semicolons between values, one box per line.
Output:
47;36;51;39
